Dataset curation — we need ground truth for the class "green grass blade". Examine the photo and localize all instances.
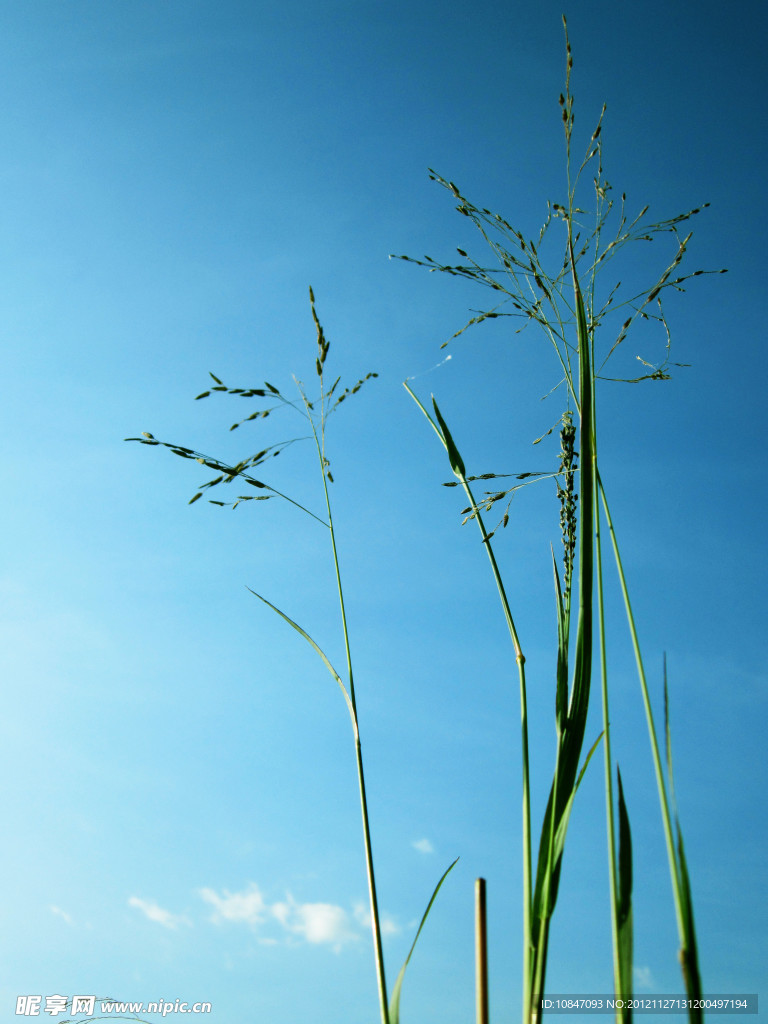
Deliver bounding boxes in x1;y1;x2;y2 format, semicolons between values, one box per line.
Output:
552;730;604;874
404;381;532;1023
663;657;677;814
388;858;459;1024
675;827;703;1022
616;767;633;1012
246;586;356;731
533;729;603;921
664;659;703;1021
600;473;702;1010
409;362;595;1023
595;465;626;1017
402;383;446;451
431;397;467;478
529;235;597;1024
560;247;594;794
529;730;603;1024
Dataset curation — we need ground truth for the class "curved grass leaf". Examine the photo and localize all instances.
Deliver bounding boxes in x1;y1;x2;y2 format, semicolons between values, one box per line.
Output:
246;587;356;731
616;766;633;1008
552;730;604;873
532;730;603;924
388;858;459;1024
664;659;703;1021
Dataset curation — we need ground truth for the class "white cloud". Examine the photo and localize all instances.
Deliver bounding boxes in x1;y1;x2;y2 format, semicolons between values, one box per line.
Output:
198;883;266;926
295;902;356;947
633;965;654;989
412;838;434;854
273;894;357;951
49;905;73;926
197;883;397;949
128;897;190;930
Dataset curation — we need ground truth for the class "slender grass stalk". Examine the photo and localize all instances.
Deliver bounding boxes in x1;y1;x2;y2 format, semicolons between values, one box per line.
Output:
594;481;620;990
598;474;702;1016
403;382;533;1016
528;230;600;1024
299;343;390;1024
597;474;680;921
595;478;634;1021
580;202;632;1017
405;383;605;1024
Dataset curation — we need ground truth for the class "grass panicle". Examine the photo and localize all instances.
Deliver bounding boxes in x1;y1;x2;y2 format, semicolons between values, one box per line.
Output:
401;16;715;1022
129;290;456;1024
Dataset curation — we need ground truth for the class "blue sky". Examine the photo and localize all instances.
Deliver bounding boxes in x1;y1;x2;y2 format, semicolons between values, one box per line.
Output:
0;1;765;1021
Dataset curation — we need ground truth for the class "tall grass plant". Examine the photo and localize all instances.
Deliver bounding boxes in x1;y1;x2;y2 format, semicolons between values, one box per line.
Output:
397;16;721;1023
128;290;456;1024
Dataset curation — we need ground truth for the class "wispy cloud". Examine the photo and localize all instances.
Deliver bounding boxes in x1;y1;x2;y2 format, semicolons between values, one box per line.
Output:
50;905;73;926
412;838;434;854
633;965;655;989
197;883;397;950
198;883;266;926
128;896;191;930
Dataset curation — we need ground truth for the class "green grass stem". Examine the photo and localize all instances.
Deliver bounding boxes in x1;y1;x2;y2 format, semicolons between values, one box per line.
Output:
302;378;390;1024
528;234;599;1024
595;485;630;1019
598;472;702;1015
403;382;533;1020
405;382;606;1024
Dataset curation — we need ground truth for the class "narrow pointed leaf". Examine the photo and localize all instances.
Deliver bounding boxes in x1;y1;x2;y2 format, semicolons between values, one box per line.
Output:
388;858;459;1024
532;730;603;925
676;826;703;1018
663;655;676;808
551;730;604;880
616;767;633;1002
664;658;703;1015
431;398;466;478
246;587;355;728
